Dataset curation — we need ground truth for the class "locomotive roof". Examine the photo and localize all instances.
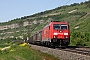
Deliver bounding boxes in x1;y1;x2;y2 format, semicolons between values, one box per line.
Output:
50;21;68;24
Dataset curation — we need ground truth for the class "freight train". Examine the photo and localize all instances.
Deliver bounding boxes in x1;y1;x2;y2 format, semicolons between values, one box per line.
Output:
27;21;70;48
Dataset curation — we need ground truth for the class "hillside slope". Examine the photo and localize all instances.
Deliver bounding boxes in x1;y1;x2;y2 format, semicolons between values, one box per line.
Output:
0;1;90;46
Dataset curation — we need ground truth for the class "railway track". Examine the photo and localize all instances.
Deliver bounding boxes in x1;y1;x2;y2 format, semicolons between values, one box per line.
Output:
59;47;90;56
29;44;90;60
41;45;90;56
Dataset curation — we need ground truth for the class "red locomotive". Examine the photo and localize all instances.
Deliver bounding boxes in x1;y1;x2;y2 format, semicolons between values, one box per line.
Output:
28;21;70;48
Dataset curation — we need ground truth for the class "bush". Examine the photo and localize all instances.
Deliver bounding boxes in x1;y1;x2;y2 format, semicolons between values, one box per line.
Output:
71;31;90;46
75;38;85;46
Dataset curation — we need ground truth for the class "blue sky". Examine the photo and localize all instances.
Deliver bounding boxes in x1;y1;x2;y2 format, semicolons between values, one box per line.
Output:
0;0;88;22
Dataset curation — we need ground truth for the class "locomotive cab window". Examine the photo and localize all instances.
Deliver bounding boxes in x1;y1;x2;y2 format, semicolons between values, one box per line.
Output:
53;24;60;30
53;24;67;30
61;25;67;30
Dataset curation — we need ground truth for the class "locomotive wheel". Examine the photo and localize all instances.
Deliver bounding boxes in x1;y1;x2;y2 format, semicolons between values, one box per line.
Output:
47;42;50;47
61;44;67;49
48;42;56;48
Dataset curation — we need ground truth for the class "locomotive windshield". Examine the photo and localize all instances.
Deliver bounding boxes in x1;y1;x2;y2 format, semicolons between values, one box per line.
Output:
53;24;67;30
61;25;67;30
53;24;60;30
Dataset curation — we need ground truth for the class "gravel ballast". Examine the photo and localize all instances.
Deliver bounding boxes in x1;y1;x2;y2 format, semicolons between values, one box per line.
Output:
30;44;90;60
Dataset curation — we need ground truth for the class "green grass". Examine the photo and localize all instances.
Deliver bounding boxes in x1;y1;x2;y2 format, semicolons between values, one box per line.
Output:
0;45;42;60
0;44;42;60
0;43;59;60
0;44;9;48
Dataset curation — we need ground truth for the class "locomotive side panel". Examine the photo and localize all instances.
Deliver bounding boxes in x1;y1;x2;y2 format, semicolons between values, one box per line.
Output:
42;25;50;42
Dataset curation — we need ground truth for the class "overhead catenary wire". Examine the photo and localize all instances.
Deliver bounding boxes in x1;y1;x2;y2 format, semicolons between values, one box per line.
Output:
58;0;71;7
45;0;56;10
65;0;71;5
45;0;71;10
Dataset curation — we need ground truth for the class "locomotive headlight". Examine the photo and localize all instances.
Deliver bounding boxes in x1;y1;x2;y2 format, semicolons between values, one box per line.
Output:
65;36;68;38
64;33;68;35
54;33;57;35
54;36;56;38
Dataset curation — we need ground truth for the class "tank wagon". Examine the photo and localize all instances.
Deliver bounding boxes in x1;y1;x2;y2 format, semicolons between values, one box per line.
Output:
28;21;70;48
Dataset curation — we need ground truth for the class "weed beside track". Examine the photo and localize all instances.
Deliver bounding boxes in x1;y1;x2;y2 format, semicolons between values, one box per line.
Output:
0;43;59;60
